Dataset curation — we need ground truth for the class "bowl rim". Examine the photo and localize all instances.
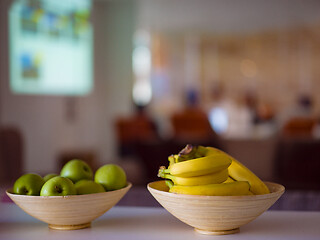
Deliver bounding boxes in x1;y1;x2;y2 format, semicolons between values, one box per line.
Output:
147;180;285;200
6;182;132;199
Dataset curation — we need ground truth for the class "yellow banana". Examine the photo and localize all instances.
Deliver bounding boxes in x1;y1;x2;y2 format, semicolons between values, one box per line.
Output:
196;145;223;156
223;177;235;183
228;158;270;194
223;176;254;195
169;181;251;196
159;168;229;186
206;146;270;195
169;145;207;165
165;180;174;189
168;155;177;167
164;153;232;178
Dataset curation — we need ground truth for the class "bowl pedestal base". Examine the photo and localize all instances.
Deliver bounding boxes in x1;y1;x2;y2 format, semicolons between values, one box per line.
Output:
49;222;91;230
195;227;240;235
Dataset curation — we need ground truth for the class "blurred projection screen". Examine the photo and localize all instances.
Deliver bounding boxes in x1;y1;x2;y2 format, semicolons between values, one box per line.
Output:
9;0;93;95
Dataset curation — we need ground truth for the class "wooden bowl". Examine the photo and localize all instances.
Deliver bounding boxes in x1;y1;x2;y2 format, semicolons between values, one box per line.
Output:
147;181;284;235
6;182;132;230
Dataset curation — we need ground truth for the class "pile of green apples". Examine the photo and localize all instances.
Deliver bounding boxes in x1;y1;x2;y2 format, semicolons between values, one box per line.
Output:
12;159;128;196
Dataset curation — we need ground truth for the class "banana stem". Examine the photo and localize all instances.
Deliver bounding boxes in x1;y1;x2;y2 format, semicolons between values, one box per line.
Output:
163;168;170;174
158;167;171;178
162;173;174;181
165;180;174;189
168;155;175;166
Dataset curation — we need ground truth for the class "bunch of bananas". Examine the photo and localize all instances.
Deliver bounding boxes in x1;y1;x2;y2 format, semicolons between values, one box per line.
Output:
158;144;270;196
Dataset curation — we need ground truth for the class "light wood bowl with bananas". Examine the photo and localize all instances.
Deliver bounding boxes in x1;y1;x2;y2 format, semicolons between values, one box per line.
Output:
148;180;284;235
6;183;132;230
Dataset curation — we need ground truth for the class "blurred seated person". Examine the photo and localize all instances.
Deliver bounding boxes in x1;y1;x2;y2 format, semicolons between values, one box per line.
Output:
255;102;275;123
170;89;218;145
208;91;254;138
205;82;253;138
243;90;275;125
115;104;159;157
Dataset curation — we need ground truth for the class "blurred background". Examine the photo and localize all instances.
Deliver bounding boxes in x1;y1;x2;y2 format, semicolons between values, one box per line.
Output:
1;0;320;197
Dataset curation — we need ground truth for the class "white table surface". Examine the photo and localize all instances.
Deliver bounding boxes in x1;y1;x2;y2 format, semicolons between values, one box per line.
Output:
0;203;320;240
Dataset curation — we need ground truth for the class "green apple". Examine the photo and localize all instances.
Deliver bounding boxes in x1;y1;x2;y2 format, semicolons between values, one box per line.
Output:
13;173;45;196
43;173;59;182
94;164;127;191
40;176;76;196
60;159;93;183
75;180;105;195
